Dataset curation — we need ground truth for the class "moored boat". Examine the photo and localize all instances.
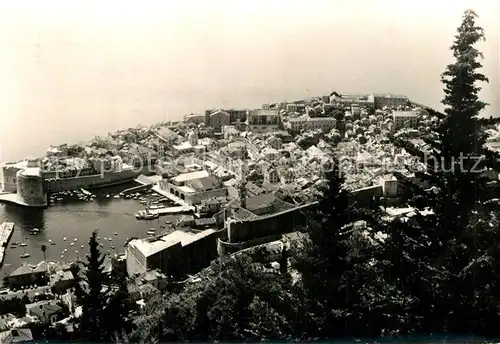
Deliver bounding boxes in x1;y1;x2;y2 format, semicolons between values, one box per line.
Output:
144;212;159;220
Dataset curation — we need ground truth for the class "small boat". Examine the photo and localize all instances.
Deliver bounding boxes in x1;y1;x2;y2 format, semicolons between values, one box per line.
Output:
20;253;30;258
63;237;67;241
144;212;159;220
70;243;74;246
10;242;18;246
74;238;78;242
113;195;120;199
165;220;172;225
148;205;164;210
50;242;56;246
81;245;84;248
147;231;156;235
114;232;118;235
106;194;111;198
100;243;104;247
20;243;27;247
110;245;115;249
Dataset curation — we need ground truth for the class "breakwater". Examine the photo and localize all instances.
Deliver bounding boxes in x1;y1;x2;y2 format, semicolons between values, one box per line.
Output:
0;222;15;267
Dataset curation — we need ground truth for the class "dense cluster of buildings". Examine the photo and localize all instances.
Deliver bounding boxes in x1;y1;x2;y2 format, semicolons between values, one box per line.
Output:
5;89;500;340
2;91;461;312
114;91;443;287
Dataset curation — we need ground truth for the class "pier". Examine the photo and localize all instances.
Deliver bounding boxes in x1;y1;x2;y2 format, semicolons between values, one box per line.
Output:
0;222;15;267
135;174;162;186
144;205;194;216
122;174;162;195
121;183;153;195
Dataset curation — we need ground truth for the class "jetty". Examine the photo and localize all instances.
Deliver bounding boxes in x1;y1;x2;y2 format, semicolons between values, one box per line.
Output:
122;174;162;195
136;205;194;220
0;222;15;267
147;206;194;215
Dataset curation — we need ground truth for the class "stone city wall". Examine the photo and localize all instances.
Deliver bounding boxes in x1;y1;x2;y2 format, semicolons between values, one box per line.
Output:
44;167;150;193
227;203;313;244
217;232;284;256
347;184;383;208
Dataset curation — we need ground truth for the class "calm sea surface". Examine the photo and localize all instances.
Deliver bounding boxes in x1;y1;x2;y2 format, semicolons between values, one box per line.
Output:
0;182;181;279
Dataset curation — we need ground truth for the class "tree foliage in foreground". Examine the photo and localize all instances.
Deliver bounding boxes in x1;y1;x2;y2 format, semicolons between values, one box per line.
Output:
75;230;136;342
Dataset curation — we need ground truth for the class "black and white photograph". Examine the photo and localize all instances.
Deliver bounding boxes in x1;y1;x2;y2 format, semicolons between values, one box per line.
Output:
0;0;499;343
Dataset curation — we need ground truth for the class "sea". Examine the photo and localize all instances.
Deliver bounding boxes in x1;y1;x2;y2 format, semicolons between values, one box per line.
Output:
0;182;182;279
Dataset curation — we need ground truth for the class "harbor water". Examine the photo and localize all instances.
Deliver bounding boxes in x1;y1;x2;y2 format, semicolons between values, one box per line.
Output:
0;182;182;279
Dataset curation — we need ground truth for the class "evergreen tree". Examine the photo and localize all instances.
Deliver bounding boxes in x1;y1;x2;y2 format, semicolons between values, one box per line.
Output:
293;156;361;337
388;9;498;336
104;264;136;339
397;9;490;225
75;230;109;342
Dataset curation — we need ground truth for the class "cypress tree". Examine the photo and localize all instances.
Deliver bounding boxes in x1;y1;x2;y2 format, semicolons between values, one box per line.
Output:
397;9;490;227
293;156;361;337
388;9;497;335
75;230;109;342
104;264;136;340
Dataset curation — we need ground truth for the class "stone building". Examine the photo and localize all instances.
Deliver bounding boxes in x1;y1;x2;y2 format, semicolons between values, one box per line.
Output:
207;110;230;133
374;94;409;109
393;110;419;130
126;229;220;278
160;170;228;205
247;109;280;133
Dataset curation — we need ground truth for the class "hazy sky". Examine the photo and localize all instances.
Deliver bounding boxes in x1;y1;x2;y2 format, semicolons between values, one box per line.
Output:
0;0;499;162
